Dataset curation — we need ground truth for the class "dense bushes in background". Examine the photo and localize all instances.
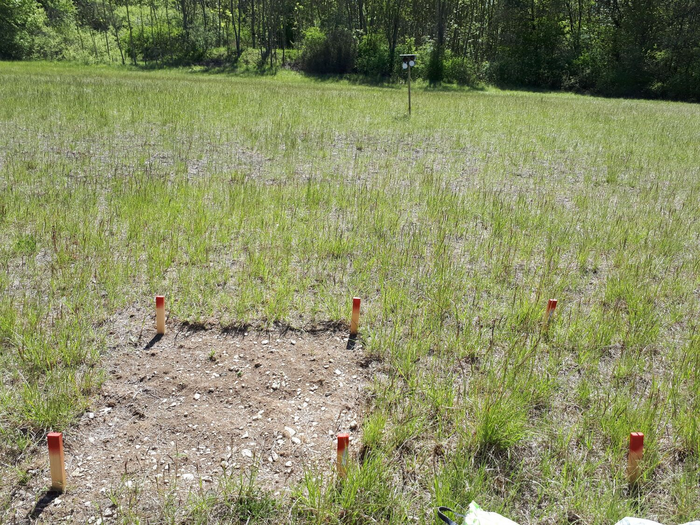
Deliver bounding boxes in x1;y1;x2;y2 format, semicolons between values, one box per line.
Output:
356;33;390;78
0;0;49;59
0;0;698;101
298;27;356;75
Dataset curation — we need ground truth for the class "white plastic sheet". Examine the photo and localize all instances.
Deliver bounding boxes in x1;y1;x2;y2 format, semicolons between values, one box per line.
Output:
439;506;699;525
462;502;519;525
614;519;700;525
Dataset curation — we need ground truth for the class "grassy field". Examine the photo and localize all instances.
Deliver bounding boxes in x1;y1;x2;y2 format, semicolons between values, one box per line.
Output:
1;61;700;523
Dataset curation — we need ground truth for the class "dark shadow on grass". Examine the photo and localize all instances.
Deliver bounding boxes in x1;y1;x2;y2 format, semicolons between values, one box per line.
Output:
346;334;358;350
628;481;643;507
29;491;61;520
144;333;163;350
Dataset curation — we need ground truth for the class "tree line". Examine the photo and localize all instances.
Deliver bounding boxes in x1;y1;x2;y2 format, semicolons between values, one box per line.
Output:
1;0;698;100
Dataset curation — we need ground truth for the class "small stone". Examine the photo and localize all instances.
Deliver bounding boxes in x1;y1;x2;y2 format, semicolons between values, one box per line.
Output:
262;340;269;345
103;508;114;517
284;461;292;467
334;369;342;375
181;473;195;481
290;340;296;345
87;412;95;419
349;420;358;430
193;393;201;400
283;426;296;438
242;449;253;458
291;437;301;445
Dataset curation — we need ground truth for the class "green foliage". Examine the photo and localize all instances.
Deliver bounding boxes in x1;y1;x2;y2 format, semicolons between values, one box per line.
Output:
356;32;390;78
0;0;49;59
1;0;698;99
443;52;479;86
298;26;356;75
426;43;444;86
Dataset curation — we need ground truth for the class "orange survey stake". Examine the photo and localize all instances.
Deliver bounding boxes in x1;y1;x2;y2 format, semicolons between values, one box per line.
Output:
627;432;644;484
337;433;349;478
156;295;166;335
350;298;361;336
543;298;558;330
47;432;67;492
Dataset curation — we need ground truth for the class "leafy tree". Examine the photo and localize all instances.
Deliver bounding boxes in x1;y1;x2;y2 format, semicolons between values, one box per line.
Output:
0;0;48;59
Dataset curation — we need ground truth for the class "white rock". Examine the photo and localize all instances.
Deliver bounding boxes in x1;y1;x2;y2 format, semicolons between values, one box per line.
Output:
291;437;301;445
262;340;269;345
334;369;342;375
349;420;358;430
241;449;253;458
290;340;296;345
284;461;292;467
181;473;195;481
193;393;201;400
283;426;296;438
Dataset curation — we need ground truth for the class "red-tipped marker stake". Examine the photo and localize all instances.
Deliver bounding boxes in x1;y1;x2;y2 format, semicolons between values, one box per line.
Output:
543;298;558;331
350;297;361;336
156;295;166;335
47;432;66;492
628;432;644;484
337;433;349;478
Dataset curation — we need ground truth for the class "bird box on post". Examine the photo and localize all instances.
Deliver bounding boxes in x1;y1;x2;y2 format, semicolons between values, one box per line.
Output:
400;54;417;115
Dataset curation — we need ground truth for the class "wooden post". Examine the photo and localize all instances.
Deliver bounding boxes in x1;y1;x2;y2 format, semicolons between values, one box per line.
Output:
47;432;67;492
350;297;361;336
627;432;644;484
156;295;165;335
337;433;349;478
407;63;412;115
543;298;558;331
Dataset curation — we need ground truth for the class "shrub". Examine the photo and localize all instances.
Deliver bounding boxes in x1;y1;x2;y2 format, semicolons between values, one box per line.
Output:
0;0;50;59
443;54;478;86
426;44;444;86
356;32;390;78
299;26;356;75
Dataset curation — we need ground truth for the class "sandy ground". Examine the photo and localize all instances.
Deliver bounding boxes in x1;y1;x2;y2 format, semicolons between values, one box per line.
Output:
6;308;373;523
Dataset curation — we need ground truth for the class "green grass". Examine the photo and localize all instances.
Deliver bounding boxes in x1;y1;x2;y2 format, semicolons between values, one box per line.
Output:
1;61;700;523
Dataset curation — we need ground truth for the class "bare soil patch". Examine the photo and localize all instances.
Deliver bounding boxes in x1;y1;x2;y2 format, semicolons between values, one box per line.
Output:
7;309;373;523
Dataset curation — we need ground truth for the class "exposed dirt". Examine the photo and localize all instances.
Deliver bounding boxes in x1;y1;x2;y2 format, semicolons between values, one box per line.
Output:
6;308;373;523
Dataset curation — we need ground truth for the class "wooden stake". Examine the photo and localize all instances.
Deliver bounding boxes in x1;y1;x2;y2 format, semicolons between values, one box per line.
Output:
156;295;165;335
407;63;412;115
47;432;66;492
337;433;349;478
543;298;558;331
627;432;644;484
350;297;361;336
